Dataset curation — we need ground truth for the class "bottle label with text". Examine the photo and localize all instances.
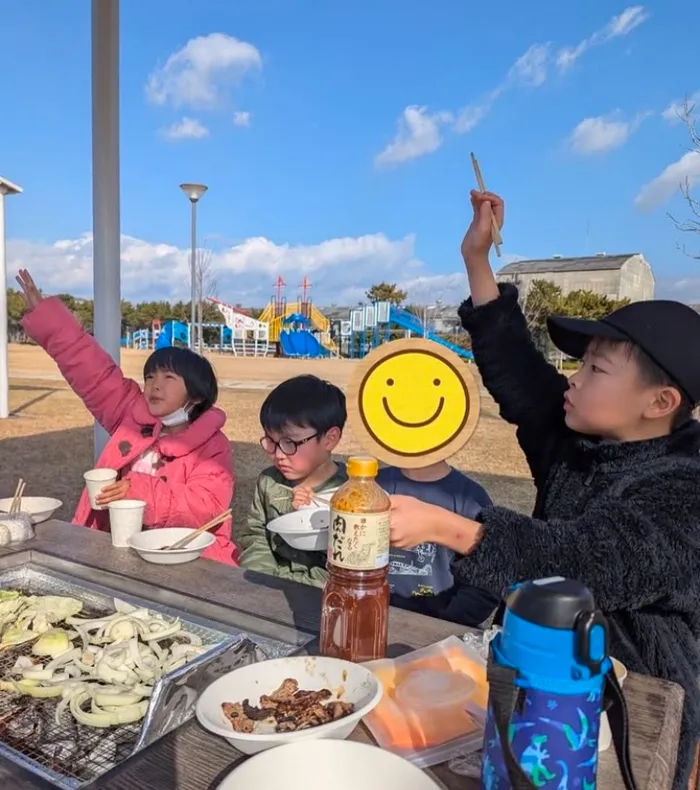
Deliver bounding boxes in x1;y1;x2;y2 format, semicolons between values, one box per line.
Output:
328;509;391;571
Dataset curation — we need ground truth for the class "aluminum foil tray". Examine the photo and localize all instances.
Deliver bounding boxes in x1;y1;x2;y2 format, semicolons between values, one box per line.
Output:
0;563;300;788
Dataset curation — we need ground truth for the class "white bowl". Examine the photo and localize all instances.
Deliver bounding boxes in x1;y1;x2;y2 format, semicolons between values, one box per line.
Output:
196;655;382;755
0;497;62;524
266;508;329;551
127;527;215;565
216;739;441;790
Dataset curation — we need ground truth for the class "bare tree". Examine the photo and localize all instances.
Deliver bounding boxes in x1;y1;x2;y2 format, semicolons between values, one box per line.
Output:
669;99;700;259
186;246;218;353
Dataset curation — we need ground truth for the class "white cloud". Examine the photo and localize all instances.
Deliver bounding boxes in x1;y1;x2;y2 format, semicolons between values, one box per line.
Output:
556;5;649;71
634;151;700;211
508;44;551;88
233;111;251;127
161;117;209;141
604;6;649;38
376;9;647;167
662;92;700;125
6;231;472;306
452;89;501;134
374;106;453;167
145;33;262;110
569;112;647;155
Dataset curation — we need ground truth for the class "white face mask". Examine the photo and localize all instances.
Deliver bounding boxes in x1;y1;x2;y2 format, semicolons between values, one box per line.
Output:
161;403;192;428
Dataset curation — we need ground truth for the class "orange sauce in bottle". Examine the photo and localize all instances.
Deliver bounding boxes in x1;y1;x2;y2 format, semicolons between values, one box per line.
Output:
320;456;390;662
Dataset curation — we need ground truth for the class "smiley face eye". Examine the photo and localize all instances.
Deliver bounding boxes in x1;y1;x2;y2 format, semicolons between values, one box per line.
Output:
433;378;441;386
386;378;395;386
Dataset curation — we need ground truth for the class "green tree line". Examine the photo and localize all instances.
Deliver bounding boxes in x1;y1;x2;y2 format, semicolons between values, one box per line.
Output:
6;289;250;338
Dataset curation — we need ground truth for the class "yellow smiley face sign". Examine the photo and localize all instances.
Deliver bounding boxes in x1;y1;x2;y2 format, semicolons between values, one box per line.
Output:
346;338;480;468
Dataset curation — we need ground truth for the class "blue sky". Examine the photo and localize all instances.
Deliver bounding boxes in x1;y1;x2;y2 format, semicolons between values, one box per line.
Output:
1;0;699;306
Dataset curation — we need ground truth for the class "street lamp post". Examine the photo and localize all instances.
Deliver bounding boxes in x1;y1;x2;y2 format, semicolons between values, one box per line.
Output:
0;177;23;420
179;183;208;352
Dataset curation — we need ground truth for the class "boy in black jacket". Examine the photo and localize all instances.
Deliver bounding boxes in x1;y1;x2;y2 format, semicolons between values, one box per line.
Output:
388;191;700;789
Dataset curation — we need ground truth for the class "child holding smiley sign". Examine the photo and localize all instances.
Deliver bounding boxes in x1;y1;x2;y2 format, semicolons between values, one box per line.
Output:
343;338;499;628
391;189;700;790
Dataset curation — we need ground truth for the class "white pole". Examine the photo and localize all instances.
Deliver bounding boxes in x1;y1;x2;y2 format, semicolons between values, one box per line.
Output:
0;193;7;419
190;200;197;350
0;178;22;420
91;0;121;460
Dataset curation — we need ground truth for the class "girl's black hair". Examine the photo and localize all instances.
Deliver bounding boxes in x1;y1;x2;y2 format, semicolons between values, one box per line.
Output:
144;347;218;421
260;375;346;435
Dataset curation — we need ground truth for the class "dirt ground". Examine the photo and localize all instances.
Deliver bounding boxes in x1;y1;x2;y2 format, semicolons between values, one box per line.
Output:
0;344;535;536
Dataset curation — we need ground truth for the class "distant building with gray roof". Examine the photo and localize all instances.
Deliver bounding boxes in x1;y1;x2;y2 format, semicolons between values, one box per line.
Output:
496;253;655;303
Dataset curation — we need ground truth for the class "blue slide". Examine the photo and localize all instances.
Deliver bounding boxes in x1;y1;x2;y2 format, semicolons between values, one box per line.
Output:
389;307;474;360
280;330;330;358
155;320;189;349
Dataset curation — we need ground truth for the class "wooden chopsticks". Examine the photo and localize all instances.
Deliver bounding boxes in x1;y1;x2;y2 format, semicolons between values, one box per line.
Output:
470;152;502;258
9;479;25;516
274;485;332;508
162;509;232;551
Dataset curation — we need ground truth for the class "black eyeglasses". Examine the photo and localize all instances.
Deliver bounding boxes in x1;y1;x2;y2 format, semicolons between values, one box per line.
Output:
260;433;318;456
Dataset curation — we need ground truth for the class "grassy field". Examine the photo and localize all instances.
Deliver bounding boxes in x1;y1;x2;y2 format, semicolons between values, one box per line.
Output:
0;344;535;536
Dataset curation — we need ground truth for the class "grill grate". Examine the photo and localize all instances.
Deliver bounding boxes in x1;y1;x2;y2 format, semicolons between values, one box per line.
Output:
0;597;142;785
0;567;300;788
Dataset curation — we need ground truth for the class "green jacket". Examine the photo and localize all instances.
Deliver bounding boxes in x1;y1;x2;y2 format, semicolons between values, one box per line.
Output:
237;463;347;587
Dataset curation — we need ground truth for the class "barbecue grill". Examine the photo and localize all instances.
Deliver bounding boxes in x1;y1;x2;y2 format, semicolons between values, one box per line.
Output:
0;564;299;788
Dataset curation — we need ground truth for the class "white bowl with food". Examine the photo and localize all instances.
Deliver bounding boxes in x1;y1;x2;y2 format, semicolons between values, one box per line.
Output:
128;528;215;565
266;508;330;551
196;655;382;755
0;497;62;524
215;739;441;790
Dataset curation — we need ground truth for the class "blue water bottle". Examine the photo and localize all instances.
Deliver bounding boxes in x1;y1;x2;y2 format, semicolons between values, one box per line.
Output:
481;577;637;790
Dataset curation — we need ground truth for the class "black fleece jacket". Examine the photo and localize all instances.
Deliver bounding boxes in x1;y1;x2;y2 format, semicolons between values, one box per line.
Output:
454;284;700;790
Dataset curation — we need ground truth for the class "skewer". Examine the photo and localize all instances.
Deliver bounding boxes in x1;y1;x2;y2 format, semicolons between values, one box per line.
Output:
162;509;233;551
470;152;502;257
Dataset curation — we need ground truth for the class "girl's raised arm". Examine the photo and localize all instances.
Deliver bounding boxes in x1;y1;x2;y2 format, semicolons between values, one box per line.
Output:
18;270;141;435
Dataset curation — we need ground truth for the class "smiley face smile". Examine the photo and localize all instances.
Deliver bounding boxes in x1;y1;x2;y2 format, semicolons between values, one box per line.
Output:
382;396;445;428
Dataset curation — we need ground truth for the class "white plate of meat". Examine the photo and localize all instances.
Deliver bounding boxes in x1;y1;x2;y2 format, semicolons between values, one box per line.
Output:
195;655;383;755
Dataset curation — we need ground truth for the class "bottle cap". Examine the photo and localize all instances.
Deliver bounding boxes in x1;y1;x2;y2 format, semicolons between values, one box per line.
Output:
347;456;379;477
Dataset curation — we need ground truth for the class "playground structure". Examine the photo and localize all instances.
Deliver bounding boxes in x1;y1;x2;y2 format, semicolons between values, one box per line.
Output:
120;277;469;361
340;302;473;360
123;299;272;357
259;277;336;358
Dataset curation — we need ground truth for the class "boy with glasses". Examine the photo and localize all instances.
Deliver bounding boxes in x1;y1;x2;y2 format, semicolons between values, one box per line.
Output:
237;375;347;585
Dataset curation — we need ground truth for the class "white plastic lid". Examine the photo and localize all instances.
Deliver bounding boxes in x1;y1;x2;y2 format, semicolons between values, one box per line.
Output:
394;668;476;711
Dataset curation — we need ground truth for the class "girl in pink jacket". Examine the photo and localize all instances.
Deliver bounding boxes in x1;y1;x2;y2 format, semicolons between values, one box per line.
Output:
17;270;237;565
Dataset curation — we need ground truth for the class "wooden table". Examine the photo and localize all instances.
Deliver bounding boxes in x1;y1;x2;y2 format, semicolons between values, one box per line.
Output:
0;521;684;789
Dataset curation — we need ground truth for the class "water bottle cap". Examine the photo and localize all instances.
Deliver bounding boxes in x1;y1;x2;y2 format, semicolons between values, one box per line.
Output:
507;578;597;630
394;669;476;710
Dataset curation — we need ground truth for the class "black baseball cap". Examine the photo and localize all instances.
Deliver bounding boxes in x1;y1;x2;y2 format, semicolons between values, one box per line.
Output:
547;299;700;404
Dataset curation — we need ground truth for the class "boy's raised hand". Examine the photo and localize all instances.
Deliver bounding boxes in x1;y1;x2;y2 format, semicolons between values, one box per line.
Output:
460;190;505;262
16;269;43;310
291;485;314;510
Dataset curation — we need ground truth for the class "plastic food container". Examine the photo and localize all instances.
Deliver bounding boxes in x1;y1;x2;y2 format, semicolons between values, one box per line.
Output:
363;636;486;769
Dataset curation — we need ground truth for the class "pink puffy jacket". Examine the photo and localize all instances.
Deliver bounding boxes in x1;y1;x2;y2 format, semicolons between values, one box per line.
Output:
22;297;237;565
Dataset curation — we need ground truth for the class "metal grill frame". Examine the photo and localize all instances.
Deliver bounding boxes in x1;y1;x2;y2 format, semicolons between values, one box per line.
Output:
0;564;298;788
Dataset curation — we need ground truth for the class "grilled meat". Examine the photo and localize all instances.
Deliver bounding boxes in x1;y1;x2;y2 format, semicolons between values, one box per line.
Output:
221;677;356;735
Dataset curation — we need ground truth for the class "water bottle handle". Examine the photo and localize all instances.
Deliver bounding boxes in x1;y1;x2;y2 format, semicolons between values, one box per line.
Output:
486;651;538;789
604;667;638;790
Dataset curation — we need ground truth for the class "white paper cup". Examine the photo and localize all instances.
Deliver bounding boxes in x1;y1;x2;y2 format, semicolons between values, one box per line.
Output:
108;500;146;547
84;468;118;510
598;657;628;752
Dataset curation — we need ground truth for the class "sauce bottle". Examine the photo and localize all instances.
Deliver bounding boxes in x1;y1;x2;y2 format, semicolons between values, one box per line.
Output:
320;456;390;662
